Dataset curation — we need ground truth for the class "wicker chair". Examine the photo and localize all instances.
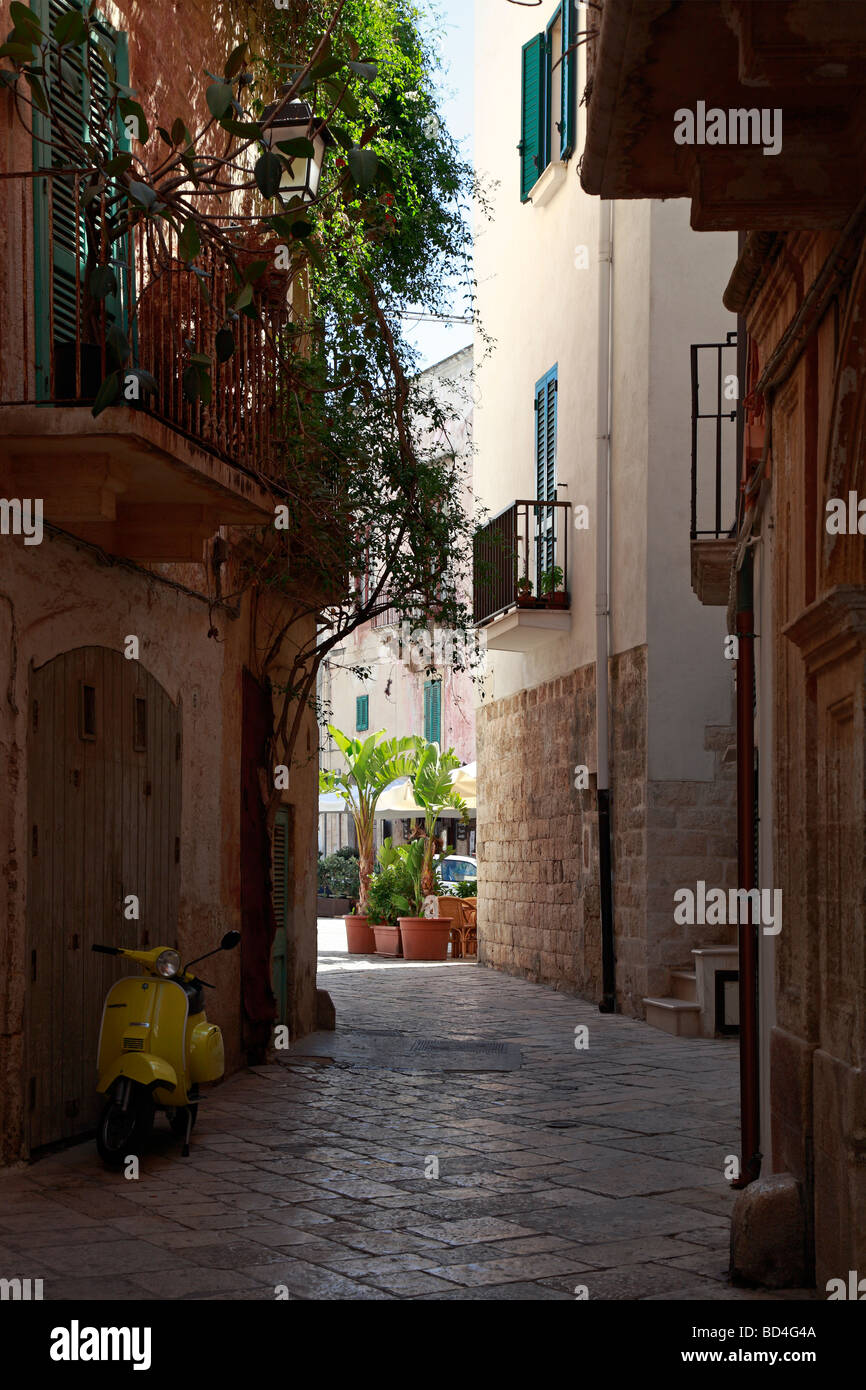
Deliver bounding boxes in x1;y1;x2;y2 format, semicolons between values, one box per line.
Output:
460;898;478;957
437;895;468;959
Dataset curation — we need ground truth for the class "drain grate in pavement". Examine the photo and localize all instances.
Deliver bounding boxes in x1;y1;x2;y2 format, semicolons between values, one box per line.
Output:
281;1030;522;1072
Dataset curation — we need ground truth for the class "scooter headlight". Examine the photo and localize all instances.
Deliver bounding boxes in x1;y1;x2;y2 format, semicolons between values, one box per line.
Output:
155;949;181;978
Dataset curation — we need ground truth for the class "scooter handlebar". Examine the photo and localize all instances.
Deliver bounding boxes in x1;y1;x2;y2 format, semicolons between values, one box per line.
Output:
91;944;121;955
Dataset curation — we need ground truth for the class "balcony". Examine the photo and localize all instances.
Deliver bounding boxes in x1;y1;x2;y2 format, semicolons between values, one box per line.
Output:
690;334;740;606
474;499;571;651
0;172;296;561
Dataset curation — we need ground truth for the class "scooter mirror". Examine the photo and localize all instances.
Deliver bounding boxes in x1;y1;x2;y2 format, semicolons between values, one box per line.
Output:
221;931;241;951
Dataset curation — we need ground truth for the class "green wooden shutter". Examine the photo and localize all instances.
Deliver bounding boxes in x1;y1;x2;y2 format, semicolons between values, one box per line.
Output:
424;680;441;746
356;695;369;732
32;1;130;398
271;807;290;1025
520;33;545;202
535;366;558;573
560;1;576;159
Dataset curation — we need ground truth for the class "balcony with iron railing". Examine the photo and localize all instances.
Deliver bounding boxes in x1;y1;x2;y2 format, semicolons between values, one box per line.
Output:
690;332;740;605
473;498;571;650
0;171;298;561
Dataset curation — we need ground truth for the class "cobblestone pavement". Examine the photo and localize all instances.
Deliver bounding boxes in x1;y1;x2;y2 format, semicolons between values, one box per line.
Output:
0;931;814;1301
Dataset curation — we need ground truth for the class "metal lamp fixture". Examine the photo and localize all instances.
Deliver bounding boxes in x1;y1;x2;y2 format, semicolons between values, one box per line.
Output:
261;98;333;204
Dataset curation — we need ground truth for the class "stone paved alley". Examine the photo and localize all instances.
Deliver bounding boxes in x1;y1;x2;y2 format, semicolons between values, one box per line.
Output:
0;934;813;1301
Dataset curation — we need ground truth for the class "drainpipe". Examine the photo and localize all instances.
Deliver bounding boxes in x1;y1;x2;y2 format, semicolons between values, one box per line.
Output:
596;200;616;1013
732;549;761;1186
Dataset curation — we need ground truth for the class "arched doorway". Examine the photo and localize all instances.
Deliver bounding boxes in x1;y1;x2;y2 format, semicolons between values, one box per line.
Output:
26;646;181;1150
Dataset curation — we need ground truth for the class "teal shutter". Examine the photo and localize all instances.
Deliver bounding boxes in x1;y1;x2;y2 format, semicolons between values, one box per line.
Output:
271;807;290;1025
356;695;369;732
423;680;441;746
519;34;545;202
32;0;131;398
534;366;558;572
560;1;576;159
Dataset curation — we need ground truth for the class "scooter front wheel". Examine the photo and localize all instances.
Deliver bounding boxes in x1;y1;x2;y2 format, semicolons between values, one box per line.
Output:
96;1086;154;1168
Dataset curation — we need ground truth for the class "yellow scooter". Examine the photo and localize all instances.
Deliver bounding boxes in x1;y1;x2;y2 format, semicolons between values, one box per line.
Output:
91;931;240;1166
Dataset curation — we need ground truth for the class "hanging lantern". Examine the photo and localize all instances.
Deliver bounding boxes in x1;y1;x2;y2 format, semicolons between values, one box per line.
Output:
261;98;333;204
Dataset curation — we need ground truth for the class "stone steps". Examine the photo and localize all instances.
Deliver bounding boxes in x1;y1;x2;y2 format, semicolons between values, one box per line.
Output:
643;995;701;1036
643;945;739;1038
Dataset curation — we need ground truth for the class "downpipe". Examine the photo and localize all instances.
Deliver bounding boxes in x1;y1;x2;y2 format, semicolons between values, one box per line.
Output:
732;551;761;1187
596;200;616;1013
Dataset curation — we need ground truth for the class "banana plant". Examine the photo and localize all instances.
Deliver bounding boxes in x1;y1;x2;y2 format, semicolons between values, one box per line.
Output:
319;728;420;915
411;741;468;898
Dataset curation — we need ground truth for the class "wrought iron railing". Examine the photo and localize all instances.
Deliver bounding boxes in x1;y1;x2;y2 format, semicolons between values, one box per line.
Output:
690;331;740;539
473;498;571;625
0;170;300;482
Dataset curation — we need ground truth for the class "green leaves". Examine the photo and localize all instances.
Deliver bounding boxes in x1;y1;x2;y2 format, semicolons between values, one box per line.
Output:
224;42;247;81
128;179;157;209
118;96;149;145
53;8;87;47
10;2;43;42
88;264;117;300
91;370;120;418
346;60;377;80
347;147;378;190
205;81;233;120
178;218;201;262
254;151;283;199
275;137;314;159
215;328;235;363
182;362;212;405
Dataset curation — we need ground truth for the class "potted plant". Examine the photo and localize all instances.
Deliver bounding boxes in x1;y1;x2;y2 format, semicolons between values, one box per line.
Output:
394;743;468;960
319;728;418;953
316;850;360;917
367;838;422;956
540;565;568;608
516;574;536;608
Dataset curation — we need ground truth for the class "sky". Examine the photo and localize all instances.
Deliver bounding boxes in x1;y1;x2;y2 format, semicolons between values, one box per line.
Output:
404;0;475;371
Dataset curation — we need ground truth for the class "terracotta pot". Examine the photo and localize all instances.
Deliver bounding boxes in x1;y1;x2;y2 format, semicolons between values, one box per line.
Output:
546;591;569;608
372;923;402;957
516;593;535;608
399;916;451;962
344;915;376;954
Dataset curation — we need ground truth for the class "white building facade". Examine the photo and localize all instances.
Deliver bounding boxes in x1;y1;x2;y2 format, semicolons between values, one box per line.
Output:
472;0;743;1029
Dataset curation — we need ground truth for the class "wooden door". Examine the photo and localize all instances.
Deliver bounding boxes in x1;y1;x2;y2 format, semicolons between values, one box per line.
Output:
26;646;181;1150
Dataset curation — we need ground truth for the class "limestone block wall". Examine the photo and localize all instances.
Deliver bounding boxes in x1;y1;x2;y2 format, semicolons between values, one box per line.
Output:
476;643;738;1018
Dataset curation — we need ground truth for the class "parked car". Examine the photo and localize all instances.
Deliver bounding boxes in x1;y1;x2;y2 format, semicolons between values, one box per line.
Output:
435;854;478;895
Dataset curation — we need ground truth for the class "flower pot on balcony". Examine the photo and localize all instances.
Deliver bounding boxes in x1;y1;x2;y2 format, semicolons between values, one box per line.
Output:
344;914;376;953
399;916;451;961
546;591;569;608
516;594;537;609
372;923;402;957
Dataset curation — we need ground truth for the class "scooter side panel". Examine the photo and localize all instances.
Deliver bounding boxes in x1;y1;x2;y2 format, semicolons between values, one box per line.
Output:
96;976;190;1105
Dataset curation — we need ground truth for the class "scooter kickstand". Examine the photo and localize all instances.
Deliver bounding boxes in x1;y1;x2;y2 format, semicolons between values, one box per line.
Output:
182;1108;193;1157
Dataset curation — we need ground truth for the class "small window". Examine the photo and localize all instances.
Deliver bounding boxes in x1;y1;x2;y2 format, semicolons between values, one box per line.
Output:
79;682;96;741
356;694;369;732
133;696;147;751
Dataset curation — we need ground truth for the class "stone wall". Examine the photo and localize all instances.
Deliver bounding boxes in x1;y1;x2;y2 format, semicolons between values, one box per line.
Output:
476;663;602;998
644;725;739;1004
477;644;738;1019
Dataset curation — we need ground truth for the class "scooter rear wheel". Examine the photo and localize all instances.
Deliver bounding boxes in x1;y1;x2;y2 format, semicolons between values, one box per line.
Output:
96;1086;154;1168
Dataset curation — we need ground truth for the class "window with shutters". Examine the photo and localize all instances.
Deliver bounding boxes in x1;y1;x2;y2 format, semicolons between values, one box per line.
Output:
535;366;558;571
423;679;442;746
356;695;369;732
519;2;577;201
32;0;131;399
